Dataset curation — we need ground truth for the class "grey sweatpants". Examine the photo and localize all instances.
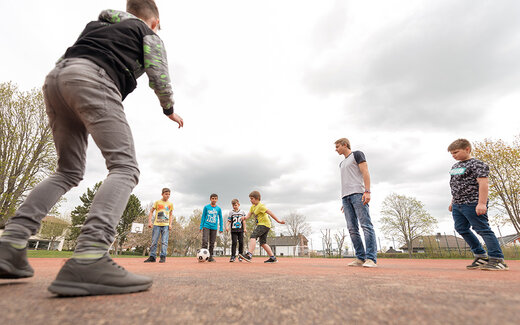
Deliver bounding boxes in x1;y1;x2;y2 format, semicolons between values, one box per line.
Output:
3;58;139;255
202;228;217;257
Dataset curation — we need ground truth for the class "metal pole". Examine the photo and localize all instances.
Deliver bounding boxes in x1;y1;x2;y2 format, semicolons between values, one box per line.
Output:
454;230;462;256
444;232;451;257
378;237;382;253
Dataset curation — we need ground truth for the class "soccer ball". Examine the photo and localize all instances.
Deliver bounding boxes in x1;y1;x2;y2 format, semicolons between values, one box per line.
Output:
197;248;210;262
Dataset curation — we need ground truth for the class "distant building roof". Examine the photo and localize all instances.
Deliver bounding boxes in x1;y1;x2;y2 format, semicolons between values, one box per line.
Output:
498;233;520;245
267;234;308;246
385;247;401;253
400;234;467;250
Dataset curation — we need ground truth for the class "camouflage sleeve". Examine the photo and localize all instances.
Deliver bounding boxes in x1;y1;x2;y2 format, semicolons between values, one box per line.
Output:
98;9;137;23
143;34;175;115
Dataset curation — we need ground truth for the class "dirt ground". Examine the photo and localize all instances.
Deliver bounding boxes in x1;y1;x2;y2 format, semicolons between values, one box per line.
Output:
1;257;519;325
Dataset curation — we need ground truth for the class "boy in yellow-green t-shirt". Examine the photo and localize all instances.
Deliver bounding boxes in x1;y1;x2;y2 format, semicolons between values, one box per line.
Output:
144;188;174;263
239;191;285;263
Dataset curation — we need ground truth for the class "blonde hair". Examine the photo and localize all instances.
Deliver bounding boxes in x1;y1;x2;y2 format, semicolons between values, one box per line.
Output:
447;139;471;152
335;138;351;149
249;191;261;200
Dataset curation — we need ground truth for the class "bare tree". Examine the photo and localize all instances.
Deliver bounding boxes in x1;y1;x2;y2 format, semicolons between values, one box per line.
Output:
0;82;57;227
334;229;347;257
380;193;437;258
284;212;311;237
320;229;333;257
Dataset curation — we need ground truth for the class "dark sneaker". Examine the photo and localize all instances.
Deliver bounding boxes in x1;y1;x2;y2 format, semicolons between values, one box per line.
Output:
480;258;509;271
239;252;252;263
159;256;166;263
144;256;156;263
0;241;34;279
466;257;489;270
48;254;152;296
208;256;216;262
264;257;278;263
229;256;235;263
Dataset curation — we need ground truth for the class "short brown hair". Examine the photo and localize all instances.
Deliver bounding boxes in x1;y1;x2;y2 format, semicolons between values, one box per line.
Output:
447;139;471;152
231;199;239;205
335;138;351;149
127;0;160;22
210;193;218;199
162;188;170;194
249;191;261;200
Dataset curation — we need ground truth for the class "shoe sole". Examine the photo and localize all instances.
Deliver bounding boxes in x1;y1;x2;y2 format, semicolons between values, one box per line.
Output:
48;280;152;296
264;261;278;263
0;260;34;279
238;254;252;263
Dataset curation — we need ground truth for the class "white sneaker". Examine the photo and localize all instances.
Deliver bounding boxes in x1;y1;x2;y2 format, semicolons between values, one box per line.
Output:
348;258;365;267
362;259;377;268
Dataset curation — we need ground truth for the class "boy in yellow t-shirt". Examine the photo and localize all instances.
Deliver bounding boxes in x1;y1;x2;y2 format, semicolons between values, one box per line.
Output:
239;191;285;263
144;188;174;263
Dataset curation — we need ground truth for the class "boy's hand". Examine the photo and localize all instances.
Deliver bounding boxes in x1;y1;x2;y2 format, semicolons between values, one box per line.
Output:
148;222;153;228
448;204;452;212
362;192;371;205
279;220;285;225
168;113;184;128
225;227;229;232
168;225;172;230
219;231;223;234
476;203;487;216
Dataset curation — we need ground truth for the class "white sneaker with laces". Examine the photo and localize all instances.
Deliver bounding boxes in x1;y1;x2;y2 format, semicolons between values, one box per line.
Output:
348;258;365;267
362;259;377;268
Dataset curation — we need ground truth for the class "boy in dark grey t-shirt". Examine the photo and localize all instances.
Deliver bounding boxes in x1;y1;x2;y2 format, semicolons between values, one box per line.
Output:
448;139;508;271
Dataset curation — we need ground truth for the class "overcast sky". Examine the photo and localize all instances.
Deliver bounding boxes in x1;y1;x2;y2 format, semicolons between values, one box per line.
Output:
1;0;519;250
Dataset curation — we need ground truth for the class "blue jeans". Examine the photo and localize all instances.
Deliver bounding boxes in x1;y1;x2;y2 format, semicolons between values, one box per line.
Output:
342;193;377;263
452;203;503;259
150;225;169;258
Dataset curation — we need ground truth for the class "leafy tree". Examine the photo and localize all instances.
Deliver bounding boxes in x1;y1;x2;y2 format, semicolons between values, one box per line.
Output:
66;182;102;249
0;82;57;227
39;216;69;250
380;193;437;258
473;137;520;234
114;194;145;255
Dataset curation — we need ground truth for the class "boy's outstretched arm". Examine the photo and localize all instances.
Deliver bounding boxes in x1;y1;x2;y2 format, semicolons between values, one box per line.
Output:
242;212;252;221
266;209;285;224
143;34;183;128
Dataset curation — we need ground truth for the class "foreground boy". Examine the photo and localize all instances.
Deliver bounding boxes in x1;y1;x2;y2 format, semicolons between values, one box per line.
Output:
0;0;183;296
225;199;247;262
200;194;223;262
144;188;174;263
448;139;508;271
239;191;285;263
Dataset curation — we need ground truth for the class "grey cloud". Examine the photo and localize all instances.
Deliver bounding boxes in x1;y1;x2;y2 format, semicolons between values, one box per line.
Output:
306;1;520;130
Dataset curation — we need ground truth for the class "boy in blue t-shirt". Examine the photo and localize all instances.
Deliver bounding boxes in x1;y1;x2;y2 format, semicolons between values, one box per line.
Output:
448;138;508;271
200;194;223;262
225;199;247;262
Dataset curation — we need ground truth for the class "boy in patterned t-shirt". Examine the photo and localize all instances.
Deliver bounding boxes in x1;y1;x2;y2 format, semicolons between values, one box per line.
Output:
225;199;247;262
144;188;174;263
448;139;508;271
